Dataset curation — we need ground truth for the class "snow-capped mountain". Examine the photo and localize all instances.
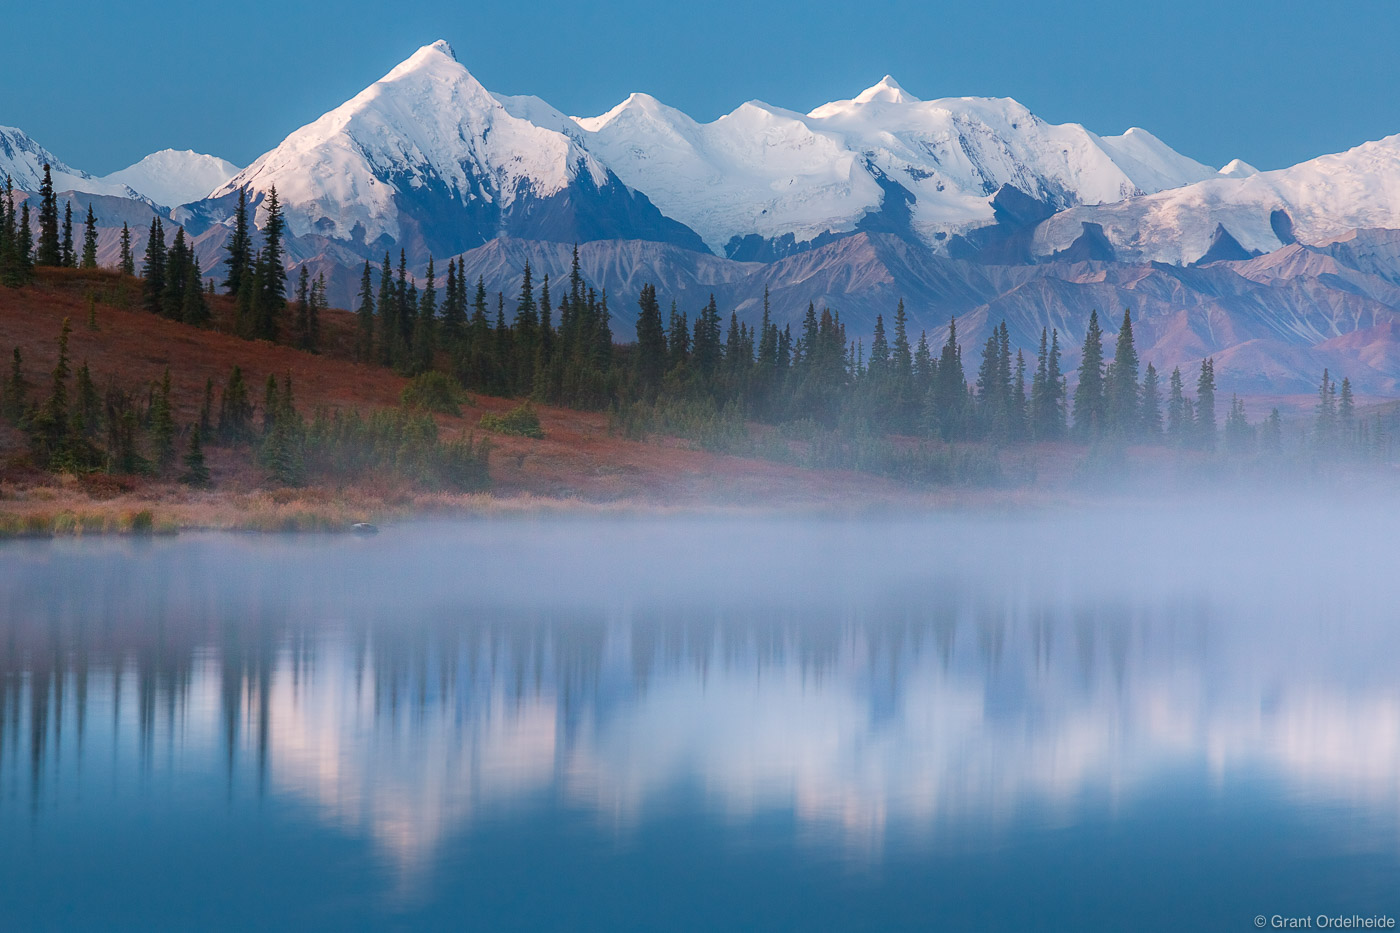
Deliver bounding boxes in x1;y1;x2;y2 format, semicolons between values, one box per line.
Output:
196;41;1242;265
101;149;240;208
205;40;703;259
573;77;1229;257
1032;134;1400;264
0;126;143;199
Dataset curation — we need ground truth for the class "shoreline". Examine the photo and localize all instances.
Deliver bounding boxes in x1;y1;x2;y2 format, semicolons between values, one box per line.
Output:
0;476;1084;538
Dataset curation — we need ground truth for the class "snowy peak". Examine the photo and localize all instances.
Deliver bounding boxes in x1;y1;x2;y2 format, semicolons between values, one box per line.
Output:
854;75;919;105
1218;159;1259;178
101;149;240;208
206;40;699;259
1032;133;1400;264
0;125;142;199
808;75;919;118
213;40;612;245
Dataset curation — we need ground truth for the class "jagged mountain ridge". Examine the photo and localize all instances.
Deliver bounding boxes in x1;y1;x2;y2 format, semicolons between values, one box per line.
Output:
15;40;1400;397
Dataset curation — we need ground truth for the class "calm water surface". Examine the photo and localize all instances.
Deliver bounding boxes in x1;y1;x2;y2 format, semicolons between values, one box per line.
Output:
1;507;1398;931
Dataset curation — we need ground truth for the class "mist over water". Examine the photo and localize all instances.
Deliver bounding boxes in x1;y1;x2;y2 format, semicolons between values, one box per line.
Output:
2;506;1399;931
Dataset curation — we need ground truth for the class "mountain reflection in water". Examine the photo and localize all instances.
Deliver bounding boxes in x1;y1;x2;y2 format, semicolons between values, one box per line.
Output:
2;509;1398;928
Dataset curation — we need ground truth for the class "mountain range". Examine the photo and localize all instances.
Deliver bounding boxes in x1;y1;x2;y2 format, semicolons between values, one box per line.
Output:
9;39;1400;395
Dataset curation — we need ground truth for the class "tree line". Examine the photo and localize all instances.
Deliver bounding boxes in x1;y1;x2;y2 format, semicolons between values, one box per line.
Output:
5;172;1384;473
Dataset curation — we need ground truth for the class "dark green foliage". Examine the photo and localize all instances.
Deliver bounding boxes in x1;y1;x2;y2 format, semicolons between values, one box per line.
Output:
1224;394;1253;455
61;201;74;267
1073;310;1105;441
103;385;146;474
1141;363;1162;440
480;401;544;438
141;217;165;313
36;165;60;267
181;254;209;325
355;261;375;361
303;407;490;491
1104;309;1140;438
254;186;287;341
81;204;98;268
293;265;311;349
150;368;176;472
217;365;253;444
181;424;210;486
223;187;251;295
1167;366;1188;445
161;226;190;319
1261;408;1283;454
634;282;666;400
1195;358;1217;451
0;177;32;287
119;222;135;276
401;371;466;415
28;318;73;467
72;361;101;440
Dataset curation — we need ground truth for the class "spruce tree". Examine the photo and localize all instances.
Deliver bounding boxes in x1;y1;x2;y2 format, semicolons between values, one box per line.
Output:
61;201;75;267
1105;309;1140;438
150;368;177;472
293;265;311;349
72;361;100;440
1195;358;1217;451
377;253;395;366
692;295;723;381
256;186;286;340
1011;350;1028;440
868;314;890;382
634;282;666;400
1167;366;1187;445
1261;408;1283;454
181;424;210;486
1141;363;1163;440
310;273;325;352
1314;368;1337;449
217;365;253;443
932;317;967;440
161;226;188;319
37;165;60;266
1045;329;1067;439
141;217;165;313
30;318;73;466
414;257;437;373
1339;376;1355;449
1073;310;1106;441
81;204;98;268
355;260;375;361
16;203;32;280
222;187;250;295
181;254;209;325
119;222;134;275
1030;328;1050;438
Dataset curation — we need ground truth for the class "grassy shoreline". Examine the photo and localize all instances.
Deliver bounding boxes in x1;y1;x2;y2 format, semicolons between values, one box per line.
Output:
0;474;1076;538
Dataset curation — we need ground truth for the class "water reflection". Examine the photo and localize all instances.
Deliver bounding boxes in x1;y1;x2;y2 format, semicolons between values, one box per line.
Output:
3;511;1400;899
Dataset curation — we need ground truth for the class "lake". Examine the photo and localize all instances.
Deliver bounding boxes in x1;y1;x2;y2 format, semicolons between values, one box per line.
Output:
2;506;1398;931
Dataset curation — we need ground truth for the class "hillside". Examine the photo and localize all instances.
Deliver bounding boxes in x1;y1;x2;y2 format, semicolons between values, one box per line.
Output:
0;269;941;529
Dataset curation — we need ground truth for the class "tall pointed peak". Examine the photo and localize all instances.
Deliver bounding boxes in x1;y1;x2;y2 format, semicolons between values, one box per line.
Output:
808;75;920;118
854;75;918;105
383;39;463;82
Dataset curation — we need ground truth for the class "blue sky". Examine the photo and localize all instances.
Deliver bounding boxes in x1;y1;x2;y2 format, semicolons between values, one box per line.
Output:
6;0;1398;174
